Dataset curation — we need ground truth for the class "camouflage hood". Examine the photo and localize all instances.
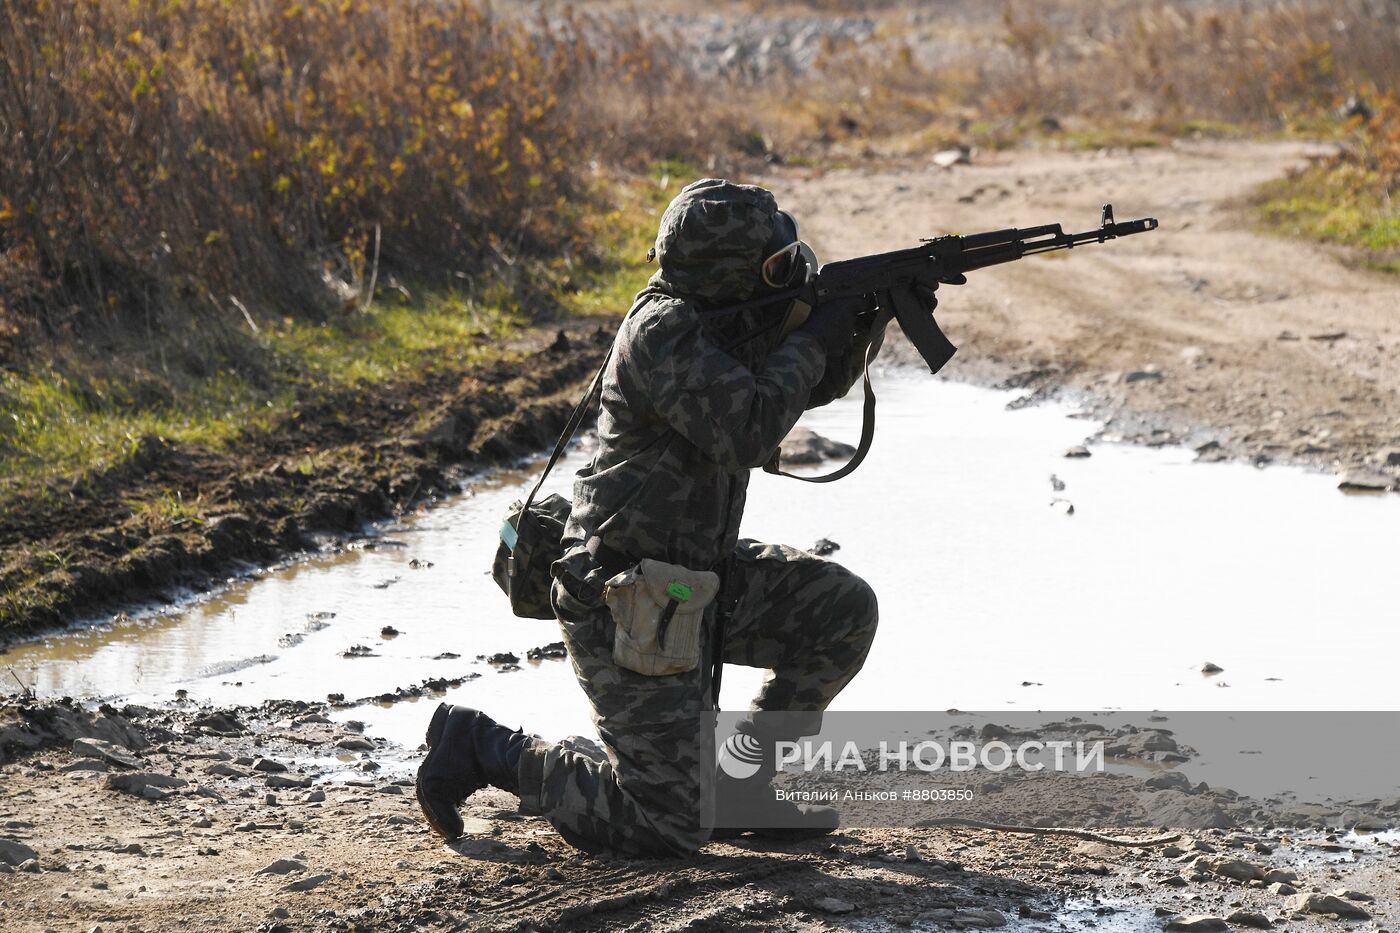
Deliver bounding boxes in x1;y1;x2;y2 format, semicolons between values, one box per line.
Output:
647;178;779;306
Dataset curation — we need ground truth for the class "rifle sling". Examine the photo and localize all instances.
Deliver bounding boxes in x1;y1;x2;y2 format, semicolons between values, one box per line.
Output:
518;346;612;519
763;308;892;484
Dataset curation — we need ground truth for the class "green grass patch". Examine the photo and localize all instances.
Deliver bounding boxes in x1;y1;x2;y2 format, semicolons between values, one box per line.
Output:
126;489;209;529
260;295;530;388
1056;125;1166;151
0;168;689;490
0;366;283;482
1256;161;1400;274
1175;118;1247;139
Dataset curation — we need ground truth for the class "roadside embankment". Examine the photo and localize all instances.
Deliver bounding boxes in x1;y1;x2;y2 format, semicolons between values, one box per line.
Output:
0;322;611;642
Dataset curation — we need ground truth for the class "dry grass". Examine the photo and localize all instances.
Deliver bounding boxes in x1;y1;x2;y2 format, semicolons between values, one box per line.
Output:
2;0;1399;487
0;0;731;359
709;0;1400;158
980;1;1397;124
1;2;550;332
0;0;730;481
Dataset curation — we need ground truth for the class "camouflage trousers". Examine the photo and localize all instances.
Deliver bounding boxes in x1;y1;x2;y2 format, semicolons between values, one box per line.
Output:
517;539;878;857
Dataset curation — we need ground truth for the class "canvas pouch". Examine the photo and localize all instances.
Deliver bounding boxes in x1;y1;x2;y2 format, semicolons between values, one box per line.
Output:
603;559;720;676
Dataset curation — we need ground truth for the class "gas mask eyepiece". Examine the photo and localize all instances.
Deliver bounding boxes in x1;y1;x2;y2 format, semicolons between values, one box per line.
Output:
760;210;818;289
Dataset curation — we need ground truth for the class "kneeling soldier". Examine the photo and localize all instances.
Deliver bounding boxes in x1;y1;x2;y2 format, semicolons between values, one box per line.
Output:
417;179;903;856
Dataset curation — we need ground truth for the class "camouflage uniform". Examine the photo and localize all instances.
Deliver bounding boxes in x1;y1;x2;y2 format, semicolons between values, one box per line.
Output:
516;179;879;857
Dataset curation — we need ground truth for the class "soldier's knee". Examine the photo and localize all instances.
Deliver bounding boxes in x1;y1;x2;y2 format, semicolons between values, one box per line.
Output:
854;572;879;624
551;800;707;858
625;805;709;857
614;756;714;857
663;821;710;857
832;567;879;644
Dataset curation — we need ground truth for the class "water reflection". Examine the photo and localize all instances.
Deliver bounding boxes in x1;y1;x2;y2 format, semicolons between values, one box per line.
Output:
4;370;1398;749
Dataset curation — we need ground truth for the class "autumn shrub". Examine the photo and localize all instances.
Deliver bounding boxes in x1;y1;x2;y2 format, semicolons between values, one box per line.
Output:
547;13;751;167
0;0;715;362
1256;90;1400;271
1361;91;1400;194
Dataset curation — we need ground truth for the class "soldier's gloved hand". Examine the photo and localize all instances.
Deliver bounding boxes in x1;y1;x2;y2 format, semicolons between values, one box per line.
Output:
801;295;870;354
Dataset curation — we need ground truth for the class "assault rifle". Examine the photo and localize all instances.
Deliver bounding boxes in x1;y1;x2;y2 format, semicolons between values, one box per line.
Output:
709;204;1158;375
701;204;1158;483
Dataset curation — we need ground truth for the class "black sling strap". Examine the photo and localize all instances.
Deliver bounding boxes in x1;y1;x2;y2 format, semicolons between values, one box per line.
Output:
762;307;892;484
517;346;613;520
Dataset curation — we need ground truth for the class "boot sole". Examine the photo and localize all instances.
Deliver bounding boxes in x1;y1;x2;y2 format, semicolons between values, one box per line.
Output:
711;825;835;842
749;825;838;841
416;703;462;840
709;826;750;840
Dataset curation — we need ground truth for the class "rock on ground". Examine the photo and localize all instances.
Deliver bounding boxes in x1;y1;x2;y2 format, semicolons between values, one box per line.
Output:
952;907;1007;928
1224;910;1272;929
777;427;856;465
71;737;140;769
1209;858;1265;882
1165;915;1229;932
813;896;856;914
105;772;189;799
1285;893;1372;919
0;837;39;865
256;859;308;876
1138;790;1234;829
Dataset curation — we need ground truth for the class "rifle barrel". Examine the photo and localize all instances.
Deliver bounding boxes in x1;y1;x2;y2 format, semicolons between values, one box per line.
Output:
954;214;1157;272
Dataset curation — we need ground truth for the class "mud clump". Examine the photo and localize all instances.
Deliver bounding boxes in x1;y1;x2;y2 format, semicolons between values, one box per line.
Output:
526;642;567;661
339;673;479;707
0;698;151;766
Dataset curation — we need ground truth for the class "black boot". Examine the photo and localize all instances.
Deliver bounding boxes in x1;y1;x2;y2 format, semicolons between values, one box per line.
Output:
712;726;839;841
415;703;528;840
712;770;840;841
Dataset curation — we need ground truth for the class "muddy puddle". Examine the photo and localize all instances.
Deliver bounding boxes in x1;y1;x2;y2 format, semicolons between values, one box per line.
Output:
4;369;1398;754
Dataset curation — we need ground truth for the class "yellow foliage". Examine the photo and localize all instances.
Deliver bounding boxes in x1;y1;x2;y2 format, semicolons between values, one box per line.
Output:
1;0;646;334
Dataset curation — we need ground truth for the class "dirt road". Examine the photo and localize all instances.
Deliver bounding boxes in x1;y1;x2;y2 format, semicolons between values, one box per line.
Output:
772;140;1400;486
4;700;1398;933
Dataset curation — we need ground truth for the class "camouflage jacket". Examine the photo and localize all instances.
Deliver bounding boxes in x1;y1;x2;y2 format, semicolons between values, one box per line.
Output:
556;180;863;589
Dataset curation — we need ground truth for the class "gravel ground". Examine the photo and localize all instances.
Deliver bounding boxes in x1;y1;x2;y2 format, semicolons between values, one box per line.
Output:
2;699;1397;932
